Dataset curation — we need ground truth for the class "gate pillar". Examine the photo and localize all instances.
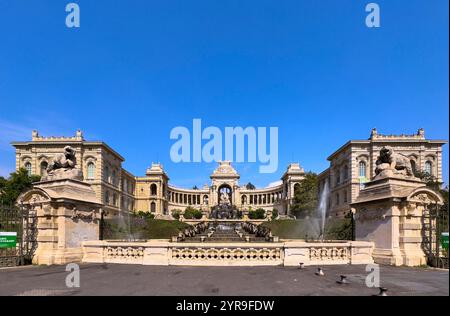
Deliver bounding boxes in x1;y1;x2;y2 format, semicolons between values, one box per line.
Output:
17;179;102;265
351;177;443;266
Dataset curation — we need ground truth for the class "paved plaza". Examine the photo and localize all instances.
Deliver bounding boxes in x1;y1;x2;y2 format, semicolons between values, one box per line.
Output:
0;264;448;296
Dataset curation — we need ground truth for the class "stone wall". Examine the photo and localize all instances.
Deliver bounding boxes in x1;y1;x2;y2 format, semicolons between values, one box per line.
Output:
82;240;374;266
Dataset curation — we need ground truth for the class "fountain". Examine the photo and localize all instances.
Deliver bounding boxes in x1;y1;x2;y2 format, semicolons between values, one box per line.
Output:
210;190;240;219
111;209;142;241
317;179;330;241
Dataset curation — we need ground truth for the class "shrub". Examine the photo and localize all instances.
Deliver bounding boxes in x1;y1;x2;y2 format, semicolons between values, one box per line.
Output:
183;206;202;219
271;209;279;220
171;209;182;220
134;210;154;220
248;208;266;219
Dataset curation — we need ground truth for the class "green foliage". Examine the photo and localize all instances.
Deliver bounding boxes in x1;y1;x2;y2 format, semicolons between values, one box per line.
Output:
248;208;266;219
262;218;353;240
271;209;279;220
245;182;256;190
103;218;190;239
290;172;318;218
324;213;353;240
415;170;441;190
134;210;155;220
183;206;202;219
0;168;41;205
171;209;182;220
143;220;191;239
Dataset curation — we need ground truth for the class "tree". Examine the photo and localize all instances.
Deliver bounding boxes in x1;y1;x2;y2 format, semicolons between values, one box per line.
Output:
184;206;202;219
290;172;319;218
245;182;256;190
0;168;41;205
415;171;448;234
248;208;266;219
415;170;441;190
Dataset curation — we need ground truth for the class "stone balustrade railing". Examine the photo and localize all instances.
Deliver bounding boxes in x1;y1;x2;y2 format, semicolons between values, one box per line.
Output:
82;240;374;266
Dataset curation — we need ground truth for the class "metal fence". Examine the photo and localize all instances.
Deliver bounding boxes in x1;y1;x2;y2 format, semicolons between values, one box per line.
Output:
424;202;449;269
0;204;37;267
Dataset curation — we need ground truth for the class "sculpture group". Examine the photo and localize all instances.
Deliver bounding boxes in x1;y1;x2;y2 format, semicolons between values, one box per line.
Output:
42;146;83;181
374;146;415;179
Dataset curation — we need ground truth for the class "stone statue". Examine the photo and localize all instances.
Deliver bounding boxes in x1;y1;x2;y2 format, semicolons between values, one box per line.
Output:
220;191;230;205
374;146;414;179
43;146;83;181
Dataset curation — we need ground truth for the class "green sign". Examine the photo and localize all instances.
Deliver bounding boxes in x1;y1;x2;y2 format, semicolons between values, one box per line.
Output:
441;232;449;250
0;232;17;248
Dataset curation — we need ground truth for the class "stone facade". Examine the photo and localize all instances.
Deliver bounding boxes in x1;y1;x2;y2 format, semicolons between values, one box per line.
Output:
135;161;304;217
351;176;443;266
13;128;446;219
318;128;446;218
17;178;102;265
12;130;135;217
13;131;305;218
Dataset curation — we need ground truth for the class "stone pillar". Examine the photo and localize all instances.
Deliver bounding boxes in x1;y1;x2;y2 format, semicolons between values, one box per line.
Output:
17;179;102;265
351;176;443;266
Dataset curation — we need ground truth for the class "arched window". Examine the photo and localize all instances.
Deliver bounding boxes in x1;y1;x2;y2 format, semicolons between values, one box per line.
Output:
150;184;157;196
294;183;301;194
425;161;433;175
104;166;110;182
112;193;117;206
24;162;32;176
150;202;156;213
410;160;417;175
241;195;247;205
40;161;48;176
358;161;366;178
343;165;349;180
105;191;110;205
112;170;116;185
87;162;95;179
343;190;348;203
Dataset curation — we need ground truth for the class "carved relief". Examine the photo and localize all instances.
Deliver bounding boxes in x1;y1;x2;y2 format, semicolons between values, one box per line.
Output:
171;247;282;261
309;247;349;261
106;246;144;260
71;207;99;221
355;207;387;222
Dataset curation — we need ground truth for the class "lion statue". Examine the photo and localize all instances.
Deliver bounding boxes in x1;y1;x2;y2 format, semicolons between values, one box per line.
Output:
43;146;83;181
375;146;414;178
47;146;77;172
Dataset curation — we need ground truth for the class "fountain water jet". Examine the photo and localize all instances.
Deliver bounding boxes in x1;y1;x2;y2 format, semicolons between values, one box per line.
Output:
317;179;329;241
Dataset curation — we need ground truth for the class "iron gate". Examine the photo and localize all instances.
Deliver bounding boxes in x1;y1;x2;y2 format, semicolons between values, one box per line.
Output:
0;203;37;267
423;202;449;269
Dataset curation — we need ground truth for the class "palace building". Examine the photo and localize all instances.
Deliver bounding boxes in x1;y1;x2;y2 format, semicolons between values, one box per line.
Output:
318;128;446;218
12;128;446;218
11;130;305;217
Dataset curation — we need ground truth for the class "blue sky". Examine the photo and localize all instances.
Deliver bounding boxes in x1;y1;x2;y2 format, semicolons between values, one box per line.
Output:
0;0;448;187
